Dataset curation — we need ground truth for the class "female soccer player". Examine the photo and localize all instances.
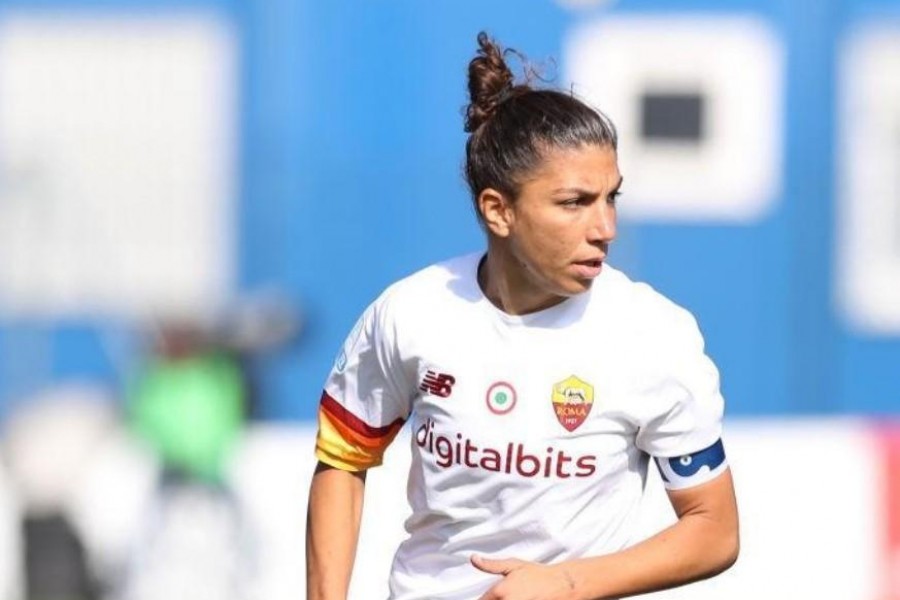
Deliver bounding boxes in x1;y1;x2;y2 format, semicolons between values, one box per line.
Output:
306;32;739;600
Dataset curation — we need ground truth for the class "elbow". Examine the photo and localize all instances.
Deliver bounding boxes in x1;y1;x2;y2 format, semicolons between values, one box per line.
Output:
694;520;739;579
723;535;740;571
713;528;740;575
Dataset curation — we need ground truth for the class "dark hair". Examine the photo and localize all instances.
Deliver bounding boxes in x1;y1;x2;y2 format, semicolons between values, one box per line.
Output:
464;32;618;210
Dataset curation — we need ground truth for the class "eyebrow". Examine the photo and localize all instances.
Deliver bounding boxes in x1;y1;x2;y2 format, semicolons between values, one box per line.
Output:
552;176;624;196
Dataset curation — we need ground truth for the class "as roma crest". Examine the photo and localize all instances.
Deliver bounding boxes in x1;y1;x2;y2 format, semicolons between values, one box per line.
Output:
551;375;594;432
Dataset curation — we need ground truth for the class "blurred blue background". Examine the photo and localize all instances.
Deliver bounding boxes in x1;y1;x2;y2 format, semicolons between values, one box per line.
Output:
0;0;898;424
0;2;898;599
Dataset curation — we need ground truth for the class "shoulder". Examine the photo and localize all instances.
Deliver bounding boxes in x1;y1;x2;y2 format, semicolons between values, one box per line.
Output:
368;252;481;325
599;265;703;348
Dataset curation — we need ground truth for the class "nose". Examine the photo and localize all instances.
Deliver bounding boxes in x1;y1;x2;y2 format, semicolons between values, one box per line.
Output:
588;202;617;244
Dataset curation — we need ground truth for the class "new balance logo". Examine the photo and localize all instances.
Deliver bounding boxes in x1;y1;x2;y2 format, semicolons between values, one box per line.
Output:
419;370;456;398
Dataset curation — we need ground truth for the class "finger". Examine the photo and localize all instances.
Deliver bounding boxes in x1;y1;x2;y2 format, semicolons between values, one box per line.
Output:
475;579;507;600
475;588;495;600
476;587;500;600
470;555;524;575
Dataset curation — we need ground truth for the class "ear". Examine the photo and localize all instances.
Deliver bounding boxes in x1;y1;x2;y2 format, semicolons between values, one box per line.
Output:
477;188;514;237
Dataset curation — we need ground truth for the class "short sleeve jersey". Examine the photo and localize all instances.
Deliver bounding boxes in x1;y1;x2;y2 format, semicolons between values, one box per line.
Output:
315;253;727;600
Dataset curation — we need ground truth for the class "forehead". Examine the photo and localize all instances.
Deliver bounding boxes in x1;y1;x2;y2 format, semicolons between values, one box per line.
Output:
521;144;620;190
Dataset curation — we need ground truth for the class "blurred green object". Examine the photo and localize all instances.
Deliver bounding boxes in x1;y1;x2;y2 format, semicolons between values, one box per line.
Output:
128;353;244;483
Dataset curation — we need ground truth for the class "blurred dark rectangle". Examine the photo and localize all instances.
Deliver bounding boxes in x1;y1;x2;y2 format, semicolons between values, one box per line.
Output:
24;514;97;600
640;91;705;142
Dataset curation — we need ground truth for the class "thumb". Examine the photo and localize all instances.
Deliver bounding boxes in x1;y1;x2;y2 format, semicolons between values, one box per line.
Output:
470;555;525;575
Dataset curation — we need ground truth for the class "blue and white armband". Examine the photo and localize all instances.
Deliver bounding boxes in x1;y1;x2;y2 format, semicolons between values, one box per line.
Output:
654;439;728;490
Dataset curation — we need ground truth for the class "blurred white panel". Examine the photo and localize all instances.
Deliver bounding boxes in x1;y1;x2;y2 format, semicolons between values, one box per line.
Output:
837;25;900;334
0;457;22;600
564;15;784;222
228;427;319;600
0;13;237;318
68;429;159;582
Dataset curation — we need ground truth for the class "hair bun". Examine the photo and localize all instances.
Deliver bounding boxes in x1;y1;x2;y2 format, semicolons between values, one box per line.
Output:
464;32;518;133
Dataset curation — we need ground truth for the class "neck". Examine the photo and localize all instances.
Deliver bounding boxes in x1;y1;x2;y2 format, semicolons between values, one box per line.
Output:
479;242;566;316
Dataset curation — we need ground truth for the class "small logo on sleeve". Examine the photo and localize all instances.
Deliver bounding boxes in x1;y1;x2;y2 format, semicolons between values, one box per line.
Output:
419;370;456;398
334;313;367;373
334;350;348;373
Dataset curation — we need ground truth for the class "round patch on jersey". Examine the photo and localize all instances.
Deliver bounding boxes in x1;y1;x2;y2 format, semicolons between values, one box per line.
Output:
485;382;517;415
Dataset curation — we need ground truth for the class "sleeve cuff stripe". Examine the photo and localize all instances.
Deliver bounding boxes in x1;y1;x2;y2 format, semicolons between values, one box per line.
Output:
316;416;385;469
320;390;406;438
315;447;380;471
320;409;395;451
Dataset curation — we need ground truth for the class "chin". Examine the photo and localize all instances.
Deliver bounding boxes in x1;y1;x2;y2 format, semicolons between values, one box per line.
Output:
558;278;594;296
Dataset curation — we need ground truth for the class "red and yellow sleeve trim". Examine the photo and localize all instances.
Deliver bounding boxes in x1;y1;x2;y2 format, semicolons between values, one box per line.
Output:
315;391;405;471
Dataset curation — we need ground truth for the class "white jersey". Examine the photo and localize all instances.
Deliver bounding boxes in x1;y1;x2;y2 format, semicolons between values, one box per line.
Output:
315;253;727;600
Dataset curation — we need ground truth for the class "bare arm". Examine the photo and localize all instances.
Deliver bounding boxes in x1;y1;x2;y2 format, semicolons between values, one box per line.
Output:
306;461;368;600
474;468;739;600
573;467;739;597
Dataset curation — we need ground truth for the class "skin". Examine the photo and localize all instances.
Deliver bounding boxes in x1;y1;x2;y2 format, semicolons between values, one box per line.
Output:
306;143;739;600
306;464;366;600
477;143;621;316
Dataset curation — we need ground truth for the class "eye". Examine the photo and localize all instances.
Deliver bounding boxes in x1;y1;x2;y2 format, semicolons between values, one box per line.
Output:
560;196;592;209
607;190;622;205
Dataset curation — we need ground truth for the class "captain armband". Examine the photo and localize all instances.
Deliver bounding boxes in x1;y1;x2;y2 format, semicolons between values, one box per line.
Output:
653;438;728;490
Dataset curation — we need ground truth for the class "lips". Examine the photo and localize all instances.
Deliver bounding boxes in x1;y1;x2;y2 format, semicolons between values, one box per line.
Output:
576;258;603;267
572;258;604;279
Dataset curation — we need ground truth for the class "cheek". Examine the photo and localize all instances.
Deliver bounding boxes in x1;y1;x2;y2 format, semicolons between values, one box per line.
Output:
513;218;574;265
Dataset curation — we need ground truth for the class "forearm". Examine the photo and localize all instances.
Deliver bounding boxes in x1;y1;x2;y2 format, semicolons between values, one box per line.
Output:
566;513;737;598
306;462;367;600
565;471;739;599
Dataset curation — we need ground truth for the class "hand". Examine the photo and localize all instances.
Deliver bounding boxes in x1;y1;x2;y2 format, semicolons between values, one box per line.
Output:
471;555;579;600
